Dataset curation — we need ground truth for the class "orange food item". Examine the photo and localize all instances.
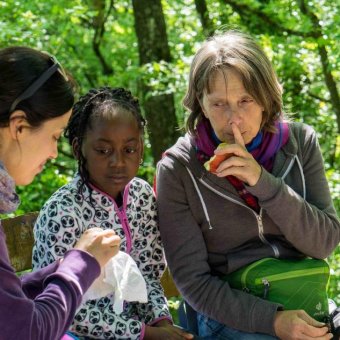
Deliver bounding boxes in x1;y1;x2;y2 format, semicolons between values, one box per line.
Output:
204;142;232;173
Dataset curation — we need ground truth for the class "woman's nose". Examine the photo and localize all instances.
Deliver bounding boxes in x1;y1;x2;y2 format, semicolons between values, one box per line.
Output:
50;143;58;159
226;107;242;126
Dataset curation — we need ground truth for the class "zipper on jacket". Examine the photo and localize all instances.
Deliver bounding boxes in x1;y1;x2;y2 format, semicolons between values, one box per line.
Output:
116;209;132;254
87;180;133;253
256;213;280;257
195;174;280;257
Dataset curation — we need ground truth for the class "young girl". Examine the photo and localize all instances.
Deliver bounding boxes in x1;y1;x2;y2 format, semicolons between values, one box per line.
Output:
0;47;120;339
32;87;193;340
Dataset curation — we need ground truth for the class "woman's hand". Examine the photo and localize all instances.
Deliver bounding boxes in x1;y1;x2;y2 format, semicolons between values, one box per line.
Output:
214;123;262;186
74;228;120;267
274;310;332;340
144;320;194;339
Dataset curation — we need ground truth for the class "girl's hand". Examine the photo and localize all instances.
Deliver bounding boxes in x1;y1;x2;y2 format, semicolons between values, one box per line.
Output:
144;320;194;339
214;123;262;186
74;228;120;267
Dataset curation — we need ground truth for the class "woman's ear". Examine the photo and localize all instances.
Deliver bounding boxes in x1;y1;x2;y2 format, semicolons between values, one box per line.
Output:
72;137;80;160
8;111;28;140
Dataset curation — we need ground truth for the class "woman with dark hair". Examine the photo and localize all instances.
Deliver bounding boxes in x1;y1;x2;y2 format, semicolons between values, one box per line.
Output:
156;31;339;339
0;46;120;340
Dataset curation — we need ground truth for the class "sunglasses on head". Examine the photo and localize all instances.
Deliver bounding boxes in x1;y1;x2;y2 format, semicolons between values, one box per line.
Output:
9;52;69;113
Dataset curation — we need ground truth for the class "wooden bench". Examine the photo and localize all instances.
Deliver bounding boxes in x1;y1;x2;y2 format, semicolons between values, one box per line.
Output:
2;212;180;298
2;212;38;273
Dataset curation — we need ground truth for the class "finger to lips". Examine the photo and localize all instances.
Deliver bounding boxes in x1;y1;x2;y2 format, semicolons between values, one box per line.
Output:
231;123;245;147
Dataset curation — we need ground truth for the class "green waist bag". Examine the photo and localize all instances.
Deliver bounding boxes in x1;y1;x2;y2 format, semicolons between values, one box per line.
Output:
223;258;330;321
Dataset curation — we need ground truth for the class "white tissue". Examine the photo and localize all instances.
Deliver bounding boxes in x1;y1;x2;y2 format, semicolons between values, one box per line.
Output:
82;251;148;313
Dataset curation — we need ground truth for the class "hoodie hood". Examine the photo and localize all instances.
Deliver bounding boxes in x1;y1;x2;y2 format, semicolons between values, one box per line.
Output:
163;133;206;179
165;134;193;165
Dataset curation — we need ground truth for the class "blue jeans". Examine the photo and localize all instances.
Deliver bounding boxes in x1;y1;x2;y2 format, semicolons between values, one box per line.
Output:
197;313;278;340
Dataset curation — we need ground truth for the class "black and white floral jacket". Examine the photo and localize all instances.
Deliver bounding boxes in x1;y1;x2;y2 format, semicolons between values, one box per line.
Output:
32;174;171;339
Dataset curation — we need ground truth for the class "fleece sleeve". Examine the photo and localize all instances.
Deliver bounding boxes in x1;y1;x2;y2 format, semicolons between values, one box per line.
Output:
247;124;340;259
21;260;60;299
0;221;99;340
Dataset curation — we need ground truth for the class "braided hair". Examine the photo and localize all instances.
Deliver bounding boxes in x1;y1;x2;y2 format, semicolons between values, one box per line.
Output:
65;86;146;192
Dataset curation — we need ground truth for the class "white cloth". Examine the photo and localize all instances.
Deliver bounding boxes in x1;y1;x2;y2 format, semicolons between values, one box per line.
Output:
82;251;148;313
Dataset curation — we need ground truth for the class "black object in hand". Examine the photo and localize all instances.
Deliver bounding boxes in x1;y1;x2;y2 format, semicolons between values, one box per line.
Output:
329;307;340;340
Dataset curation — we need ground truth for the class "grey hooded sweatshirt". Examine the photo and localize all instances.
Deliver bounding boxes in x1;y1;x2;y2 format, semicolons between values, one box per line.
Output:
156;122;340;336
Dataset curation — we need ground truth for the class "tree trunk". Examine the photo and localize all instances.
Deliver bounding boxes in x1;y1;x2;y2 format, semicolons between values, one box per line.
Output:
194;0;214;36
90;0;114;75
298;0;340;134
132;0;180;164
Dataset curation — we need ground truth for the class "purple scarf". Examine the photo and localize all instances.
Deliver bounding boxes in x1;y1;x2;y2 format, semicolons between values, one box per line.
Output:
0;162;20;214
194;118;289;211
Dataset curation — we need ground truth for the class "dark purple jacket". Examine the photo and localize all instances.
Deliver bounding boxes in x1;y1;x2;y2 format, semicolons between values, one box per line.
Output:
0;223;100;340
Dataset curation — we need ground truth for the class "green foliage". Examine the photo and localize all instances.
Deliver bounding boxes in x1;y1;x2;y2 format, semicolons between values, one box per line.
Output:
328;246;340;304
15;166;72;217
167;297;182;325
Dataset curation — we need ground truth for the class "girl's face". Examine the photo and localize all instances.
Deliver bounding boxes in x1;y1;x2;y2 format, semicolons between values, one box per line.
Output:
200;68;264;144
5;110;71;186
80;111;143;200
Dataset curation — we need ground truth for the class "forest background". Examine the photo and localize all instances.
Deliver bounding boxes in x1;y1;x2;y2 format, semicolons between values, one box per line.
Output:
1;0;339;305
